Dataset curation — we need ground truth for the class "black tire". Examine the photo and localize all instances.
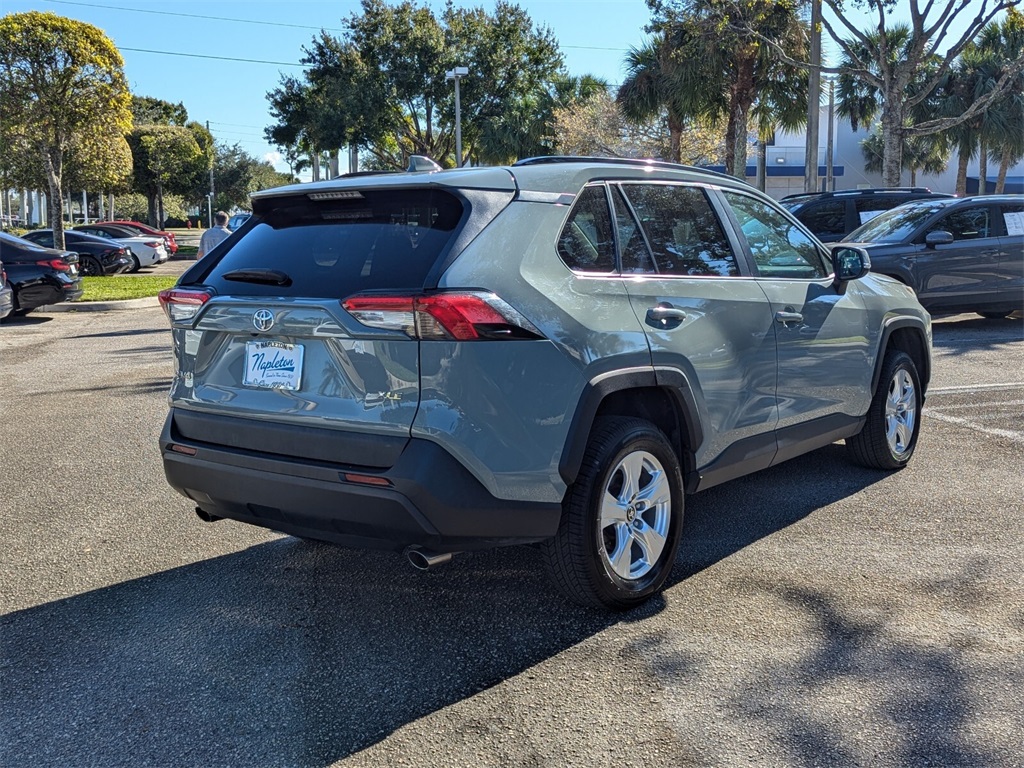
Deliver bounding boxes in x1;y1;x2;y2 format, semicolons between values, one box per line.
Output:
846;350;922;470
542;416;684;610
79;256;102;277
977;310;1012;319
130;255;141;273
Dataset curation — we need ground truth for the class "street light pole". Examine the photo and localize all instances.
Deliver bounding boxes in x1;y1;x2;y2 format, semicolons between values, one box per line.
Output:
826;78;836;193
446;67;469;167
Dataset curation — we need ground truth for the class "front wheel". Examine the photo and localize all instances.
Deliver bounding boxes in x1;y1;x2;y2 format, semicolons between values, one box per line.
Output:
846;350;922;470
542;417;684;610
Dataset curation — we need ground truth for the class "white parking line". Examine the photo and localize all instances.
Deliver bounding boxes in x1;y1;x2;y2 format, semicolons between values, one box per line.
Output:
924;410;1024;444
929;383;1024;395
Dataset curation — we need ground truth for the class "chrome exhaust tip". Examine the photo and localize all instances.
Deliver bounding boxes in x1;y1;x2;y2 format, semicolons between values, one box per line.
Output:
405;547;453;570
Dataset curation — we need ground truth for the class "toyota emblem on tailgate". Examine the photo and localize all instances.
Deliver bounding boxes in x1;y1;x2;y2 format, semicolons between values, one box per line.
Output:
252;309;275;331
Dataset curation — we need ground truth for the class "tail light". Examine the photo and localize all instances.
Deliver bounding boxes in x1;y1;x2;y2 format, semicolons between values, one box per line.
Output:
342;292;543;341
145;239;162;248
159;288;212;321
36;259;71;272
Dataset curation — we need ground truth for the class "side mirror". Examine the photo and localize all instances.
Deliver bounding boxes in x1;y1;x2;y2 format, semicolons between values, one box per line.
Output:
925;230;954;247
832;245;871;284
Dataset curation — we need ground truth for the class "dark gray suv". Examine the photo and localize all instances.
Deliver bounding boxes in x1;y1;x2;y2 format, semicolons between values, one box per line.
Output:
844;195;1024;318
159;157;932;609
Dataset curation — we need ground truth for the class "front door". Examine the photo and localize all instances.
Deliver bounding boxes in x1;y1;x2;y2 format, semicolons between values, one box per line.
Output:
718;190;874;451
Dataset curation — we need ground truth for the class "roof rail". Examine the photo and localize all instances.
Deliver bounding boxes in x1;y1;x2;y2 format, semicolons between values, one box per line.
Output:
513;155;736;182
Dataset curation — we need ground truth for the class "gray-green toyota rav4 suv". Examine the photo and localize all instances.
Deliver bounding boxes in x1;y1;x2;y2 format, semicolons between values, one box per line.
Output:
159;157;931;609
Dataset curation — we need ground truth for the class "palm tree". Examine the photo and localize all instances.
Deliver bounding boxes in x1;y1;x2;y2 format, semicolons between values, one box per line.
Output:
616;36;703;163
650;0;808;178
861;132;948;186
977;10;1024;193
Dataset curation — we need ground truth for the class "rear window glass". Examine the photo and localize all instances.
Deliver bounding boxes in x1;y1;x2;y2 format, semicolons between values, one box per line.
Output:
198;189;464;298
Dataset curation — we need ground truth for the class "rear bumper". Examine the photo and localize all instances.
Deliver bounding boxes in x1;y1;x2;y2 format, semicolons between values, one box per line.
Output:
160;410;562;551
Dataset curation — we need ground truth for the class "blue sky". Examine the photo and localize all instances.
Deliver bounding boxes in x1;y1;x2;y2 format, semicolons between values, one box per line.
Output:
6;0;982;180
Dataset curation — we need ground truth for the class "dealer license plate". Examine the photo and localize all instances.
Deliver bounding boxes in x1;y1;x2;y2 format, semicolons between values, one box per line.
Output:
243;341;304;390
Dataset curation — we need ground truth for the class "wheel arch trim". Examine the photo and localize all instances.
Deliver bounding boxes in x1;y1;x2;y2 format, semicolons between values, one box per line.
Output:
873;316;931;395
558;366;704;487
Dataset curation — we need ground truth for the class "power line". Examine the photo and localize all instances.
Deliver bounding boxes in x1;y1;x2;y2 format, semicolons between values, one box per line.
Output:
42;0;345;32
119;47;305;68
43;0;628;53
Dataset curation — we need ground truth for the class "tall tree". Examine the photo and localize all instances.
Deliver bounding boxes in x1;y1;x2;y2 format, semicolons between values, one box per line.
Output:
265;0;564;169
128;124;209;226
0;11;132;248
131;96;188;127
646;0;809;178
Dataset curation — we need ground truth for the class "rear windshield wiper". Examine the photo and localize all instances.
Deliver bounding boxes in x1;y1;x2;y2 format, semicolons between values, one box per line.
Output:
221;268;292;287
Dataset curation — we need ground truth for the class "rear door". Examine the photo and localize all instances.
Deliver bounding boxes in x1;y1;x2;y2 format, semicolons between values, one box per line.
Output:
996;201;1024;304
613;182;779;475
166;188;470;466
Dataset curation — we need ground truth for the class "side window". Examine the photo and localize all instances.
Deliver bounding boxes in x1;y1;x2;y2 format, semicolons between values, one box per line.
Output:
800;200;846;235
854;197;893;226
557;185;616;273
931;207;991;240
611;187;655;274
724;191;828;279
998;204;1024;237
619;184;739;277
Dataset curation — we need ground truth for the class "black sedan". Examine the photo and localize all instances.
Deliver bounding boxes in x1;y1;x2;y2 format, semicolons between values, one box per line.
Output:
21;230;133;276
844;195;1024;318
0;231;83;314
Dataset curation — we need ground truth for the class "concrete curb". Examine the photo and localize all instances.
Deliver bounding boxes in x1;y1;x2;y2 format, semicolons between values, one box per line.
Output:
40;297;160;312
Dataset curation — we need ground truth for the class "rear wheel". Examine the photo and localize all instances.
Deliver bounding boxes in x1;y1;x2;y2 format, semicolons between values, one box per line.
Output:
543;417;684;610
977;310;1012;319
130;254;141;272
846;350;922;470
79;256;102;277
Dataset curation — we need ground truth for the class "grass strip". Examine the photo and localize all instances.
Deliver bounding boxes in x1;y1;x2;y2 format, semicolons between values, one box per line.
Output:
79;275;179;301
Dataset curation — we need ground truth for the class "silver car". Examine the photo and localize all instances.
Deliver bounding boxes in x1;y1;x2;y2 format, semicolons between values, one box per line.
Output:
158;157;931;609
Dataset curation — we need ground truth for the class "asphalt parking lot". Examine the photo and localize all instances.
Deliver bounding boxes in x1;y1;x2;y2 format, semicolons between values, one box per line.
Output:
1;308;1021;767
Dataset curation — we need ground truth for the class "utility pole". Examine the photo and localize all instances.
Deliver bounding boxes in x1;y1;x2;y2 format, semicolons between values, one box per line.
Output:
207;120;215;227
446;67;469;167
804;0;822;193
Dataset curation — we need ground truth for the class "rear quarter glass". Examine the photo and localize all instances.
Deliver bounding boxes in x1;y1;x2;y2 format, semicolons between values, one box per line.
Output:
197;189;464;299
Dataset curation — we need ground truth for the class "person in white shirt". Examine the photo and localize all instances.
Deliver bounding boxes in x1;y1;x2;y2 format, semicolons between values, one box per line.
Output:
197;211;232;259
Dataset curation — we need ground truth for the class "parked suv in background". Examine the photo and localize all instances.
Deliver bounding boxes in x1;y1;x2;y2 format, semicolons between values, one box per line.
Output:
781;188;954;242
159;157;932;609
844;194;1024;318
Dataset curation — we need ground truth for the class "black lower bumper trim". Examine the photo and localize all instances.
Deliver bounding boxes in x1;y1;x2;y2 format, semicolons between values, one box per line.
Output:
161;412;562;551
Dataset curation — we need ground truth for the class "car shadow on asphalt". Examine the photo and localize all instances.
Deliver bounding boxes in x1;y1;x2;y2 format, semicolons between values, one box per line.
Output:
1;313;53;326
930;314;1024;357
0;445;938;767
75;328;169;339
670;443;887;582
0;540;637;766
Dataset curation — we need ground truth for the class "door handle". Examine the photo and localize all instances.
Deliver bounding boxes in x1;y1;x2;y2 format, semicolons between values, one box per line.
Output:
646;304;686;329
775;310;803;325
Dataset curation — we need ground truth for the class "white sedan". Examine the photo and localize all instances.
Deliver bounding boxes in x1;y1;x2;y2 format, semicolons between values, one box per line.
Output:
73;224;169;271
